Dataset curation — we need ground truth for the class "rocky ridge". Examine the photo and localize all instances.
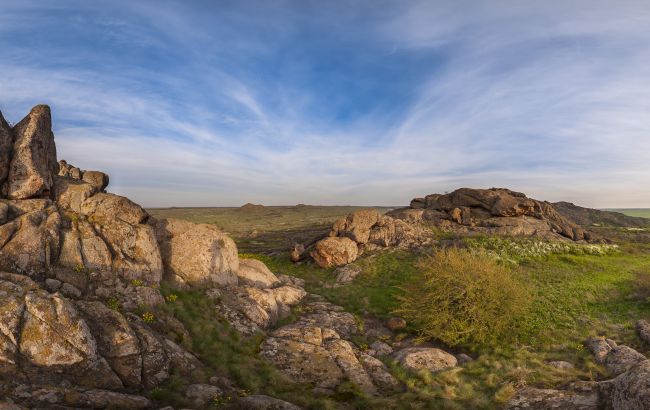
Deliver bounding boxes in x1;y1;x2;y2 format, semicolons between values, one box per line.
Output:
309;188;594;268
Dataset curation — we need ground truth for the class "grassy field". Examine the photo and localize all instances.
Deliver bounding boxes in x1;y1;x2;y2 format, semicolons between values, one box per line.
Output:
149;206;650;409
607;208;650;218
148;205;393;254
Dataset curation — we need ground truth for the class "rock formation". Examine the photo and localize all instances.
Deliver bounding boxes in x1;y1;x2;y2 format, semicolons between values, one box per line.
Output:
402;188;589;241
309;188;597;269
0;105;305;408
310;209;431;268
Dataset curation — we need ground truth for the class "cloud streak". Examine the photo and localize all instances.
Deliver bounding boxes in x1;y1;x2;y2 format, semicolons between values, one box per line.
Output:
0;0;649;207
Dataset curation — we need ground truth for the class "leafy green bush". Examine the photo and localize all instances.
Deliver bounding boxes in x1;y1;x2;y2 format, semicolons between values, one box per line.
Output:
395;248;530;347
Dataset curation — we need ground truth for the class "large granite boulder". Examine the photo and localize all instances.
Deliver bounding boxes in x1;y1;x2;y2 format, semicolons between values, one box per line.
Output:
152;218;239;287
310;237;359;268
3;105;57;200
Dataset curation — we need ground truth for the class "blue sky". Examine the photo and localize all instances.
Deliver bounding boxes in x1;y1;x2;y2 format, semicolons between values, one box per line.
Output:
1;0;649;207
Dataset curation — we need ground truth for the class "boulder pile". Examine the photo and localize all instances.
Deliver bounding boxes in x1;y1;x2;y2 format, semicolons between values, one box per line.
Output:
310;209;431;268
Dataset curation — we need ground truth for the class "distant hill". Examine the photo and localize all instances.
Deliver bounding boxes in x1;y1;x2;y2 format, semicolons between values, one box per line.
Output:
553;202;650;228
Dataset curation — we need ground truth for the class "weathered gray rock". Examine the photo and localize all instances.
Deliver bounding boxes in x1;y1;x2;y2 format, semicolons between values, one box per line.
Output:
585;337;617;364
548;360;574;370
260;299;396;395
4;105;57;200
0;200;61;277
637;319;650;345
605;345;647;376
185;384;222;408
506;386;599;409
393;347;457;373
235;395;302;410
402;188;589;241
608;359;650;409
216;284;306;335
369;340;393;357
334;264;362;284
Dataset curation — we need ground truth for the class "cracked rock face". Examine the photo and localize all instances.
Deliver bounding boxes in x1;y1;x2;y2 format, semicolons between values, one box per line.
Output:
0;273;199;394
260;299;400;395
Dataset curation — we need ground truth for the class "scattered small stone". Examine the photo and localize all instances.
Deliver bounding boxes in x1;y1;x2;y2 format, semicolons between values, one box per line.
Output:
386;317;407;331
548;360;574;370
59;283;82;298
205;288;222;300
393;347;457;373
636;319;650;344
370;341;393;357
184;384;222;408
44;278;62;292
335;265;362;284
456;353;474;365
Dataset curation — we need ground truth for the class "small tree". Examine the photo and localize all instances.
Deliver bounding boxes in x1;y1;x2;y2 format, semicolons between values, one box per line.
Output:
395;248;530;347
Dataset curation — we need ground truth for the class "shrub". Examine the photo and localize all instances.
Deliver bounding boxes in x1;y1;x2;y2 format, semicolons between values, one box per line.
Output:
395;248;530;347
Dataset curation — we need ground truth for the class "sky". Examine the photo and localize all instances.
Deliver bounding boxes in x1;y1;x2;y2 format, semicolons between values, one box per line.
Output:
0;0;649;208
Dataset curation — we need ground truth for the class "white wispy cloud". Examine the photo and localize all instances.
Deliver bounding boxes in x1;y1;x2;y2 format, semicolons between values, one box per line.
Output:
0;0;649;207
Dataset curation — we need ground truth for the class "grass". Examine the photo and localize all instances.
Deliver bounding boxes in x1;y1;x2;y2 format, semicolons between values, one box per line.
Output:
252;241;650;407
148;206;650;408
607;208;650;218
151;284;377;409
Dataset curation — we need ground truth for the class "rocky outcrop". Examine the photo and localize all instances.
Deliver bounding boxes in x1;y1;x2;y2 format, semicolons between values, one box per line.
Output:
1;105;287;408
237;258;281;289
311;209;430;268
396;188;590;241
0;273;199;395
506;384;600;410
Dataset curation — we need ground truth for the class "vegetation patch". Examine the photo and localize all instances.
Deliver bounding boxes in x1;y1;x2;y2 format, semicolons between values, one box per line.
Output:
395;248;530;347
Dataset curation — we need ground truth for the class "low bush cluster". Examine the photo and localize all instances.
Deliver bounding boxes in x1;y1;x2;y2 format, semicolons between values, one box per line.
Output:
395;248;530;347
